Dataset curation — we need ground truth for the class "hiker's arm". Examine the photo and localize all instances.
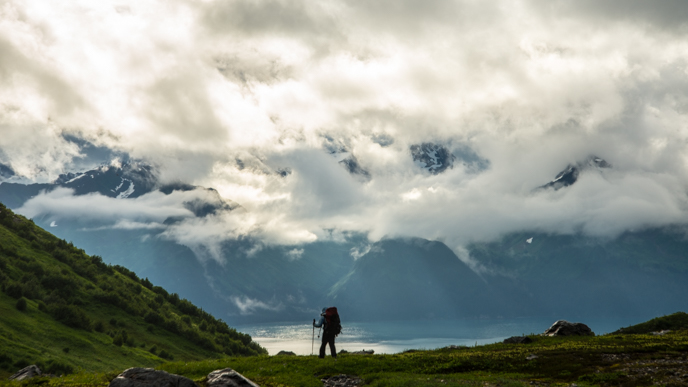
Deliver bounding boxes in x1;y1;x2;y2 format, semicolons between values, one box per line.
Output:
313;316;324;327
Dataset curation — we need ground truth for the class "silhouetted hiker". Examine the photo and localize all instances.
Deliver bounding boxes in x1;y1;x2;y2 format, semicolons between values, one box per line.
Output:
313;306;341;359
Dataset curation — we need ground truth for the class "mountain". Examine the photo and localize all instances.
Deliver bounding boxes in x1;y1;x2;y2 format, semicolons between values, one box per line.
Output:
539;156;611;190
468;229;688;318
0;203;265;378
2;161;688;325
410;143;455;174
326;239;503;320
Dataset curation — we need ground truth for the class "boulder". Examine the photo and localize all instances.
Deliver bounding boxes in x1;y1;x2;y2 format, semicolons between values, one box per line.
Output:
321;374;362;387
108;367;197;387
275;351;296;356
543;320;594;337
503;336;533;344
207;368;260;387
9;365;42;381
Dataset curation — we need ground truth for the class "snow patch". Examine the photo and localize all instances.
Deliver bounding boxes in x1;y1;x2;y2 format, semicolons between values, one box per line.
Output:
49;221;57;227
116;179;135;198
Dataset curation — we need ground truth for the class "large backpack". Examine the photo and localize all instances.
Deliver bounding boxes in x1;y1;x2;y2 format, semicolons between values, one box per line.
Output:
323;307;342;336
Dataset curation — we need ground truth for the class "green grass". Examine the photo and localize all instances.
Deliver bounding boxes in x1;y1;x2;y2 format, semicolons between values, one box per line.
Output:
2;329;686;387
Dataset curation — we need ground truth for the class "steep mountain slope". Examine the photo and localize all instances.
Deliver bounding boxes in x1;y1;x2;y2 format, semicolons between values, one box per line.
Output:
327;239;505;321
469;229;688;318
0;203;265;378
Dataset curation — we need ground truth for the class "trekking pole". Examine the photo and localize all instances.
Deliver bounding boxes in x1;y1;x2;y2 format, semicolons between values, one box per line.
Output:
312;323;315;355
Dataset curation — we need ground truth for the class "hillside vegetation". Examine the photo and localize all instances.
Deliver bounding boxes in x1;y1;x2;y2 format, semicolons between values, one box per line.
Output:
0;202;265;379
1;323;687;387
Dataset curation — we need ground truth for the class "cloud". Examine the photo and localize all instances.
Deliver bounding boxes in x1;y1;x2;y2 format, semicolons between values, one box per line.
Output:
3;0;688;266
230;295;284;315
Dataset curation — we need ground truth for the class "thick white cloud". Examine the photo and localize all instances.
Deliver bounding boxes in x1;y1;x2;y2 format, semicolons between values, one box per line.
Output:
3;0;688;265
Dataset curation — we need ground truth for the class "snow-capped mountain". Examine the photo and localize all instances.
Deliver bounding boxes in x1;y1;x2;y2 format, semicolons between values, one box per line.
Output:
539;156;611;190
410;143;455;174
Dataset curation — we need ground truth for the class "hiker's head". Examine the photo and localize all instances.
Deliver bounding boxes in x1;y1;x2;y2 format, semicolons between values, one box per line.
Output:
321;307;327;314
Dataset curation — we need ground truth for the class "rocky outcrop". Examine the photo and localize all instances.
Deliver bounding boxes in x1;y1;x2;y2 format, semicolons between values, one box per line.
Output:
321;374;362;387
503;336;533;344
543;320;594;336
207;368;260;387
9;365;42;381
108;368;198;387
275;350;296;356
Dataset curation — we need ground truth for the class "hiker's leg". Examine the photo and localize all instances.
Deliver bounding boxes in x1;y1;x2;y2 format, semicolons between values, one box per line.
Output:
319;333;327;358
328;336;337;358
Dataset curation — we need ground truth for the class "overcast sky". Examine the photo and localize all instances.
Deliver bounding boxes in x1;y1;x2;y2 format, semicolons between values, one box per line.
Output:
3;0;688;264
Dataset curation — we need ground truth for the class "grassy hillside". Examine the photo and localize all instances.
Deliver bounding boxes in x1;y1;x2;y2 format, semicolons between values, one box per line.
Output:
0;203;266;379
615;312;688;334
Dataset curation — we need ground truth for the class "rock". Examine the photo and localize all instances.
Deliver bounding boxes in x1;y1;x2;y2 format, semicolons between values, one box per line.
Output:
9;365;42;381
543;320;594;337
207;368;260;387
275;350;296;356
108;367;198;387
321;374;362;387
526;354;539;360
503;336;533;344
349;349;374;355
652;330;671;336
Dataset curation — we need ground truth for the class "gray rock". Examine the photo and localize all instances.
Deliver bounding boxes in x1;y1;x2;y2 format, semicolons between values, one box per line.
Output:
108;367;197;387
543;320;594;337
9;365;42;381
275;351;296;356
503;336;533;344
207;368;260;387
321;374;362;387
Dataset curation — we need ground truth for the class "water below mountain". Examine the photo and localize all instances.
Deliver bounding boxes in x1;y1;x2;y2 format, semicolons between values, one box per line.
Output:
237;316;648;355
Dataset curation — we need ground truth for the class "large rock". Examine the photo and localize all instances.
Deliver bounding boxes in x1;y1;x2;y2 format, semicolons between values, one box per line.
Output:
108;368;197;387
9;365;41;381
543;320;594;336
207;368;260;387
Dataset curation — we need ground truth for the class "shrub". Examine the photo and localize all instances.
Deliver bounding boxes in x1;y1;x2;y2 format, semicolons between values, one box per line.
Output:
94;320;105;332
37;300;47;312
113;334;124;347
109;318;118;326
158;350;173;360
16;297;27;311
149;345;157;355
50;304;92;331
62;347;70;353
5;282;23;298
38;359;74;375
144;311;164;325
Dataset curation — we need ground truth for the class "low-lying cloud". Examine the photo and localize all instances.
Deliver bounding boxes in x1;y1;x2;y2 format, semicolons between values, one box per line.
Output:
3;0;688;266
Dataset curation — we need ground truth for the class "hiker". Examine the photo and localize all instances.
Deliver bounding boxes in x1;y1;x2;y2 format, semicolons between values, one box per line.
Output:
313;306;341;359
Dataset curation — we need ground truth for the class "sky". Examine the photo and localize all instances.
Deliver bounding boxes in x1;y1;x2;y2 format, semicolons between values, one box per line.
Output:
2;0;688;266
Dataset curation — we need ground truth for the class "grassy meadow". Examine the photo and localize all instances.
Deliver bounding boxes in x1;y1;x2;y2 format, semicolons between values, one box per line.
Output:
1;323;687;387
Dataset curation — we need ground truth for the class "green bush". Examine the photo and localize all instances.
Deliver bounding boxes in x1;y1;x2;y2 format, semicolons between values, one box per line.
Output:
38;359;74;375
144;311;164;325
158;350;173;360
37;300;47;312
5;282;23;298
149;345;157;355
50;304;92;331
94;320;105;332
113;334;124;347
16;297;27;311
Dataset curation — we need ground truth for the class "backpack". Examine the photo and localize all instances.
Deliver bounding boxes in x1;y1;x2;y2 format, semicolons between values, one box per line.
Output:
323;307;342;336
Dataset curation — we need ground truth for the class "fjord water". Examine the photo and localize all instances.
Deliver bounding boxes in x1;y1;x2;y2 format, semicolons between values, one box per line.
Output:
238;316;643;355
